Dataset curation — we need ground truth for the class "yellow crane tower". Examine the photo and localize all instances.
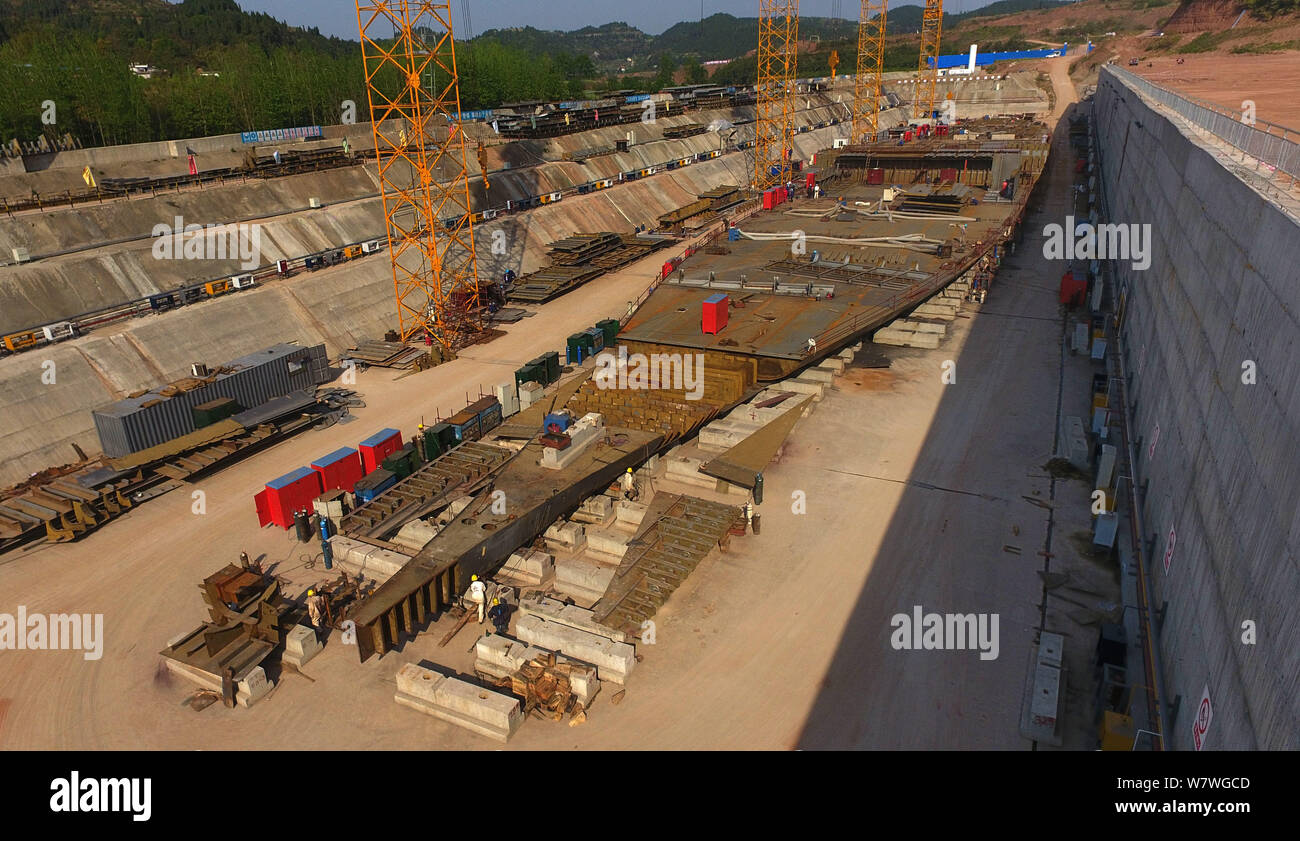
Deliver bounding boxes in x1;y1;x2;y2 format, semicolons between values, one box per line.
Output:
754;0;800;192
913;0;944;120
356;1;481;351
851;0;888;144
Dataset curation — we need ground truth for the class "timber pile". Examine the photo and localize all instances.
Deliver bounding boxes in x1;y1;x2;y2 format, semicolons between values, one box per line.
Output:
493;652;589;724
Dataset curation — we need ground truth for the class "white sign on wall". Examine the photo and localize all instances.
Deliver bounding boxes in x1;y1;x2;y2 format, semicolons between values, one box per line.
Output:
1149;422;1160;460
1162;526;1176;575
1193;684;1213;751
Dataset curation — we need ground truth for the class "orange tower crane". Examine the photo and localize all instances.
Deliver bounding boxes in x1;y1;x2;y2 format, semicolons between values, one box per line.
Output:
754;0;800;192
913;0;944;120
356;1;481;350
851;0;888;144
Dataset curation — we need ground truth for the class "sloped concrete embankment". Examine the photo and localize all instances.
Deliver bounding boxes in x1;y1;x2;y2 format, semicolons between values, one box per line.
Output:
1094;66;1300;749
0;116;854;486
0;81;1050;485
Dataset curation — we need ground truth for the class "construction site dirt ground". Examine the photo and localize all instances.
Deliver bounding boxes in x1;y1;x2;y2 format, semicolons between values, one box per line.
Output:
1134;52;1300;129
0;64;1089;751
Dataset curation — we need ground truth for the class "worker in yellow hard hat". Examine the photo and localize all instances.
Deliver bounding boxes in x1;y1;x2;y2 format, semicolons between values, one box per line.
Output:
620;466;639;500
467;574;487;623
488;597;509;634
304;588;325;629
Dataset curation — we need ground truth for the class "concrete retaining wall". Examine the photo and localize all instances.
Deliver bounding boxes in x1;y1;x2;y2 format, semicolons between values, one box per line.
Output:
1094;67;1300;749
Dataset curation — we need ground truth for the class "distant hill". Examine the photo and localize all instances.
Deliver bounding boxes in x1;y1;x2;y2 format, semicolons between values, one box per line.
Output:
476;4;1073;70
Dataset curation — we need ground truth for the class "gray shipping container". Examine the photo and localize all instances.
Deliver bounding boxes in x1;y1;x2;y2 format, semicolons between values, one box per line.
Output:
93;343;330;458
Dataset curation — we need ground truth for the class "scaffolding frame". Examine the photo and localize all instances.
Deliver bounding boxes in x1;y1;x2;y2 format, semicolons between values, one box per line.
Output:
357;1;481;349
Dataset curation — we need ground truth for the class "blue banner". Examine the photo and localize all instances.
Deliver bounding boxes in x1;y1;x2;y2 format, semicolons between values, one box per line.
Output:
240;125;322;144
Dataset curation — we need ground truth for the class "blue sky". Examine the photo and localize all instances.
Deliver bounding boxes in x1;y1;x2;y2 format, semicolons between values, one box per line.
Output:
239;1;1005;40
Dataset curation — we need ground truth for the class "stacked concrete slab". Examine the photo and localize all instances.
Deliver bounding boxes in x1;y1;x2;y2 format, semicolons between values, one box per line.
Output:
1095;66;1300;749
328;535;411;584
394;663;523;743
515;614;637;685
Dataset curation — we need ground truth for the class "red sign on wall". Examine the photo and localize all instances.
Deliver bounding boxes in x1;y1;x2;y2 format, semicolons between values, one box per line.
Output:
1193;685;1213;751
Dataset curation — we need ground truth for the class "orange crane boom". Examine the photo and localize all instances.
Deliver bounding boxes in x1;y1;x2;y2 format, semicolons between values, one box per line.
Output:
755;0;800;191
852;0;888;144
356;1;481;350
913;0;944;120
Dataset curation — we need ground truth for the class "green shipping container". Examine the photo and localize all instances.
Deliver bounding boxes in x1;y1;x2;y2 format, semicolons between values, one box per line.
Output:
516;363;542;390
541;351;560;384
431;422;456;451
596;318;620;348
422;427;442;460
192;397;240;428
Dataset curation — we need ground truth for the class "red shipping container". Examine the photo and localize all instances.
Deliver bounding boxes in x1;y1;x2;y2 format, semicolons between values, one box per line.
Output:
255;466;323;529
1060;270;1088;307
867;168;885;185
358;428;403;473
311;447;364;493
762;189;776;210
702;293;729;335
805;173;816;189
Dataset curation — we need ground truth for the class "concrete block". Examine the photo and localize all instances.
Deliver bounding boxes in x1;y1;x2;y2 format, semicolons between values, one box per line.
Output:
906;321;946;335
801;367;835;383
785;378;826;401
394;663;522;742
554;555;615;604
515;615;637;684
498;549;555;587
517;594;627;643
329;535;410;584
838;348;855;362
544;520;586;552
665;455;717;488
818;357;846;374
913;303;957;320
282;624;322;669
571;494;614;525
615;499;648;527
236;666;273;708
586;528;630;561
392;518;440;553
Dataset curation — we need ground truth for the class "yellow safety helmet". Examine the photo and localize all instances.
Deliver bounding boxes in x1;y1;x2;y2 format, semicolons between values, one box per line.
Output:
307;589;315;596
492;599;499;606
626;468;633;474
471;574;478;581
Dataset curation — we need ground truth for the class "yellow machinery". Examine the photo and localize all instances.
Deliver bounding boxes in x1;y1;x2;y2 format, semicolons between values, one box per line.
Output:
754;0;800;192
913;0;944;120
356;1;481;349
851;0;888;144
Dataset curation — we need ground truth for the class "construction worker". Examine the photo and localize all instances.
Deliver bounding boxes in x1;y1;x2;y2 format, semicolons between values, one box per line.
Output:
618;467;639;499
488;598;509;635
305;589;325;629
239;551;250;569
806;337;817;355
467;574;487;623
